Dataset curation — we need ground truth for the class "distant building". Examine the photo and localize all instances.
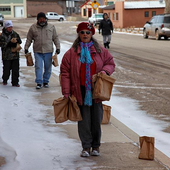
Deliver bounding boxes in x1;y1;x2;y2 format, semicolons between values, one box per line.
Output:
103;1;165;28
0;0;85;18
27;0;85;17
0;0;27;18
80;0;103;18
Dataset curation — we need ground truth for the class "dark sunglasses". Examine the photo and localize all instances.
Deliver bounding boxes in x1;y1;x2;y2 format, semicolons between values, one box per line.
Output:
80;31;91;35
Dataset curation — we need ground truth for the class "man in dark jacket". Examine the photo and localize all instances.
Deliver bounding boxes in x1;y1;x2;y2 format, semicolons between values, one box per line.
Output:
99;13;113;48
0;20;22;87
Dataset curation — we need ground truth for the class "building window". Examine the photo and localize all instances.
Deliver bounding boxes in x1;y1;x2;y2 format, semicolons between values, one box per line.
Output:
152;11;156;17
116;13;119;20
83;8;86;16
145;11;149;17
113;13;115;20
108;12;110;18
0;7;11;12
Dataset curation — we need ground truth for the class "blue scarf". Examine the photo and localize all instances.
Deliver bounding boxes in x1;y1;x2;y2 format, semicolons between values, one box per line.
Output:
79;41;94;106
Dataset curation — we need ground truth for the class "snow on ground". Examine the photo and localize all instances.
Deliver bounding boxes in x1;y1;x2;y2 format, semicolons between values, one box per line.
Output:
0;38;170;170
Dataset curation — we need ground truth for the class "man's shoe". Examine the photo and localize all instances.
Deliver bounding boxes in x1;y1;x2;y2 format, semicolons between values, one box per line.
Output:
36;84;42;89
104;43;107;48
12;84;20;87
91;148;100;156
80;148;90;157
43;83;49;88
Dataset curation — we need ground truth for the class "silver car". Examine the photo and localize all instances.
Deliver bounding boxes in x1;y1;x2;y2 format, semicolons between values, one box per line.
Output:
143;14;170;40
0;14;4;27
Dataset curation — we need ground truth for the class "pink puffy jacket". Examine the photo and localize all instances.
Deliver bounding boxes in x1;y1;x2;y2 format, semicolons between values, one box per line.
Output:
60;45;115;105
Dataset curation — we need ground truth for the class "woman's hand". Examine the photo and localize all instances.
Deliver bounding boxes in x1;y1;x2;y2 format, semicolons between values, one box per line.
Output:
100;71;106;74
64;94;70;99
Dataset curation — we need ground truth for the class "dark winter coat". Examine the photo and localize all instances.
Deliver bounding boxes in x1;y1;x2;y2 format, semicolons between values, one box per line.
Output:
0;28;22;60
60;45;115;105
99;19;113;35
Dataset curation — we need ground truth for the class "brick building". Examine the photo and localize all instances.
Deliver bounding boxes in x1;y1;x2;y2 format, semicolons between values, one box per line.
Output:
103;0;165;28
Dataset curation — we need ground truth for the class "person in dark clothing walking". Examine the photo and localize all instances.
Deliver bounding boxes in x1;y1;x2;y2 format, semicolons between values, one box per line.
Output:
0;20;22;87
99;13;113;49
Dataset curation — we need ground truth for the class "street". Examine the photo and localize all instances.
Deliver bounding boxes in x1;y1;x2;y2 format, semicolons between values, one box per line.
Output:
13;18;170;133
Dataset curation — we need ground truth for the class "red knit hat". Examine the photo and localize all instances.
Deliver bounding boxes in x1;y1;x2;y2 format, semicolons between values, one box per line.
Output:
77;22;95;35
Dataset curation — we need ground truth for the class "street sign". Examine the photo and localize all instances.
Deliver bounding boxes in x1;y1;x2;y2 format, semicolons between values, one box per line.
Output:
91;0;100;10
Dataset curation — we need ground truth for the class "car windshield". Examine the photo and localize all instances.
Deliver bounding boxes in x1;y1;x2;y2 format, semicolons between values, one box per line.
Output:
164;16;170;23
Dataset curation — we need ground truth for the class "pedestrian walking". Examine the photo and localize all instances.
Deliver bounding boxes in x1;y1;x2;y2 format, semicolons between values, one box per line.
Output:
24;12;60;89
60;22;115;157
99;13;113;49
0;20;22;87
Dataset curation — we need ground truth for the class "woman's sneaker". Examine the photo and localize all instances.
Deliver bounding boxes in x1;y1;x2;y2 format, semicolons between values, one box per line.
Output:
3;81;7;85
91;148;100;156
80;148;90;157
36;84;42;89
12;84;20;87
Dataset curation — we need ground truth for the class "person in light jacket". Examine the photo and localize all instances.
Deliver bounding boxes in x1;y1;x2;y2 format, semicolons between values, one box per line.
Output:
60;22;115;157
24;12;60;89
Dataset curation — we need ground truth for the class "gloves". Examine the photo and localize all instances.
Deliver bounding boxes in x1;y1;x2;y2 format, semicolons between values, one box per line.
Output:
25;49;29;54
101;71;106;75
56;49;60;54
64;94;70;99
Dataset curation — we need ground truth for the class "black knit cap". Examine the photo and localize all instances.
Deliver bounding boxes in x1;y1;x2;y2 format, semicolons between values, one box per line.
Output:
37;12;47;20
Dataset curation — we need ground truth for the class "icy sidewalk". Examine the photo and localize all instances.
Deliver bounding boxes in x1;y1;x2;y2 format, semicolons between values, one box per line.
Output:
20;66;170;169
0;62;169;170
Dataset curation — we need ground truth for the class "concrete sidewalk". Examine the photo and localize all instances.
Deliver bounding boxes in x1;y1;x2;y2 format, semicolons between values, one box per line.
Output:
21;65;170;170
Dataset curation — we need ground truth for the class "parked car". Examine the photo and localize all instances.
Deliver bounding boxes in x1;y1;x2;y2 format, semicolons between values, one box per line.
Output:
46;12;66;21
88;13;103;26
0;13;4;27
143;14;170;40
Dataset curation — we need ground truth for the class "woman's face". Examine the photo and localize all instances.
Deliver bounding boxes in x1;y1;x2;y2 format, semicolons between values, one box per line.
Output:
79;29;92;43
6;26;13;33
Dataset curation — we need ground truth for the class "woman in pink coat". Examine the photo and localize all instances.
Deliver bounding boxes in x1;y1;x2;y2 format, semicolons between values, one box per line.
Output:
60;22;115;157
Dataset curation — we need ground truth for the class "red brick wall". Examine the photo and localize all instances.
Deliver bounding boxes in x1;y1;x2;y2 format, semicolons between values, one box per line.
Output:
103;1;165;28
27;1;63;17
123;8;165;28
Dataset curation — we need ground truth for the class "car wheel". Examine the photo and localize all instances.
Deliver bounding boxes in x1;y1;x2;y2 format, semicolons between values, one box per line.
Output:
164;36;168;40
155;30;160;40
59;18;64;22
143;29;148;39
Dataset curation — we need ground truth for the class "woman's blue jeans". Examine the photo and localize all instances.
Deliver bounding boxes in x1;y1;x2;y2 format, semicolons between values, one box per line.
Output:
34;52;52;85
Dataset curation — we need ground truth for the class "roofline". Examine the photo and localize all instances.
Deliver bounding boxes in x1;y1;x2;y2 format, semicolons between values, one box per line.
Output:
80;0;91;8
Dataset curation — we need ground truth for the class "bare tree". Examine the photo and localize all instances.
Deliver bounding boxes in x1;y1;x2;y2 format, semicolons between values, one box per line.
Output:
165;0;170;13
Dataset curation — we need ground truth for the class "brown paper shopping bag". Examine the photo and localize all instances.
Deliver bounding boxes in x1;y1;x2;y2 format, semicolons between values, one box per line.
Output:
68;95;82;121
92;72;116;101
52;54;58;67
25;52;34;66
138;136;155;160
52;97;69;123
102;104;111;124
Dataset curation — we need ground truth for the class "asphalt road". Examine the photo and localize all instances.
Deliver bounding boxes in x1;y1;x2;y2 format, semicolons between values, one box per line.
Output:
9;19;170;133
